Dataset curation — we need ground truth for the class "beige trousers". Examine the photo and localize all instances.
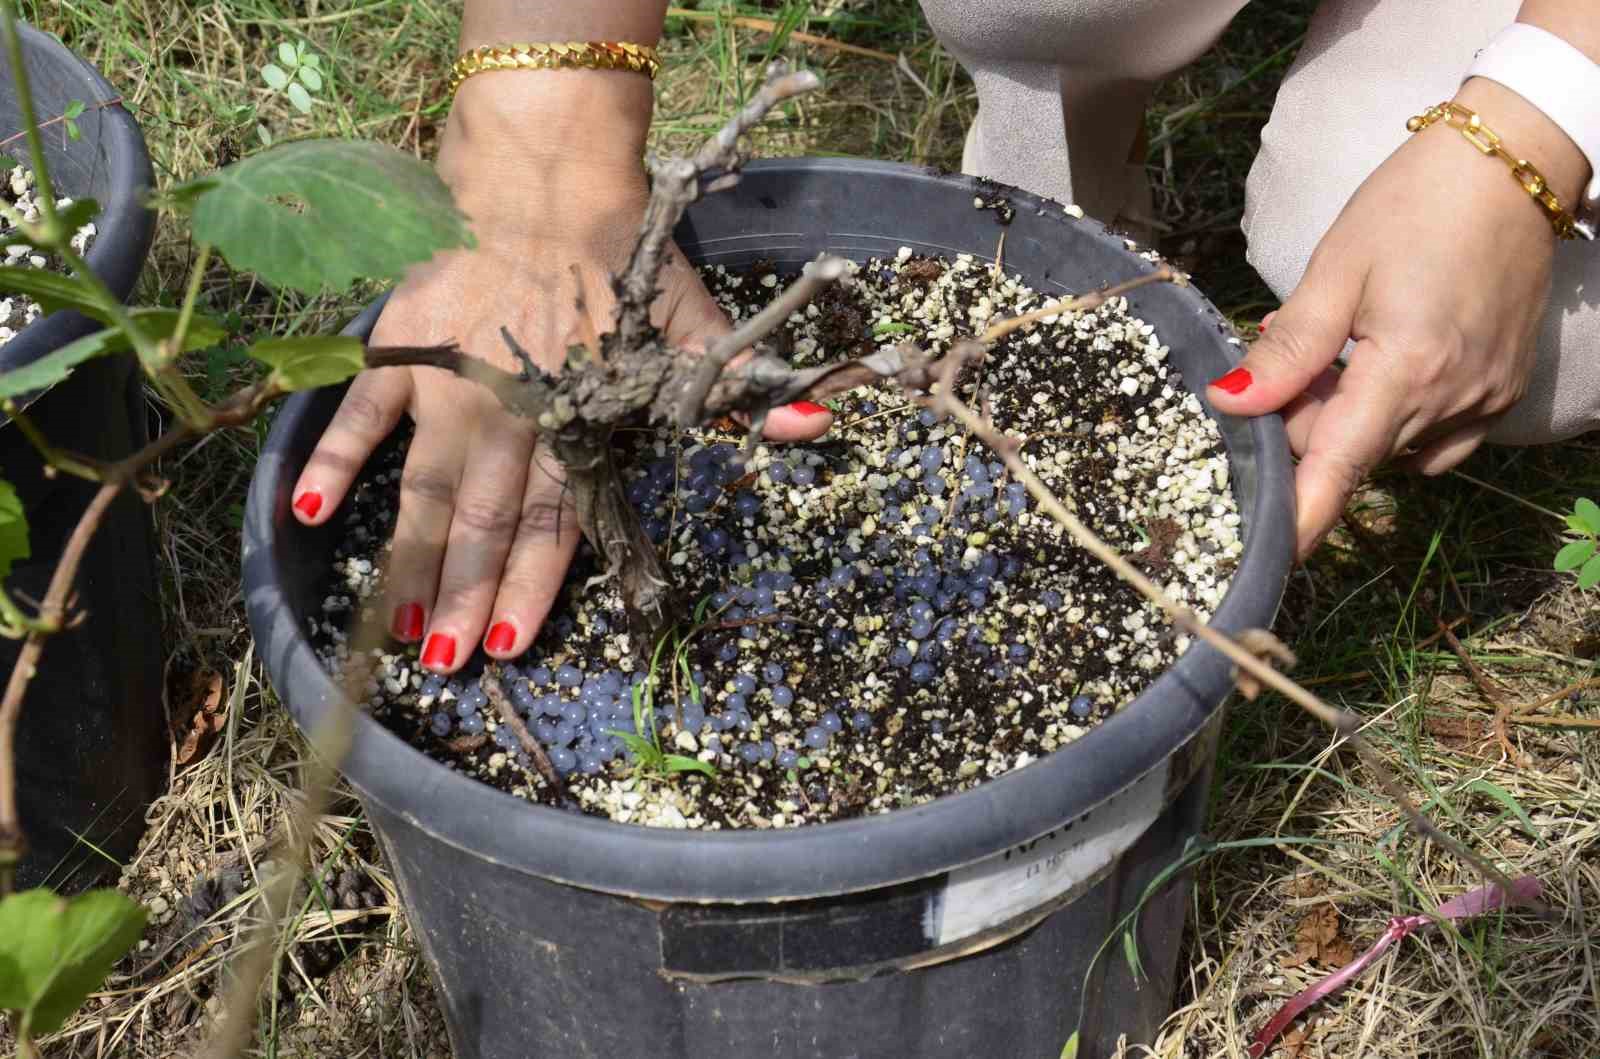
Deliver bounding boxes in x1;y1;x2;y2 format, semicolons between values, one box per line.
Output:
919;0;1600;444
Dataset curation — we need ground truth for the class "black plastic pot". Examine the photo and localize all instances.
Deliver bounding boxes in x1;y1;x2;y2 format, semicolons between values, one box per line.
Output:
245;159;1295;1058
0;23;161;889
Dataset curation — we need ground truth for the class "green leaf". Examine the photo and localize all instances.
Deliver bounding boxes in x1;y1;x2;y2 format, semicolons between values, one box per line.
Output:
1580;554;1600;591
1462;779;1542;844
1060;1031;1079;1059
260;63;290;91
177;140;474;295
1574;497;1600;537
277;41;298;67
301;52;322;69
663;754;716;777
297;64;323;92
0;888;146;1035
1121;929;1144;982
1569;514;1594;536
0;479;29;579
286;82;313;114
247;335;364;392
0;266;111;319
0;309;226;398
62;99;86;120
871;320;914;336
1555;539;1597;572
256;123;272;147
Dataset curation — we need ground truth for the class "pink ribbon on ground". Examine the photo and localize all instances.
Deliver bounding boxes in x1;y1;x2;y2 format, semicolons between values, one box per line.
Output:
1247;876;1543;1057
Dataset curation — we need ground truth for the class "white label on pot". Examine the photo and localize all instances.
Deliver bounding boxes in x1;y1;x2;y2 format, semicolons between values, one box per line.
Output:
930;765;1168;946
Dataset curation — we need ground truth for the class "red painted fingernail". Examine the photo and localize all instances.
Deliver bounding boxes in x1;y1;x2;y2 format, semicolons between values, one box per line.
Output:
1209;367;1253;395
786;401;830;416
293;489;323;519
1257;320;1268;333
485;621;516;654
421;633;456;670
392;603;425;641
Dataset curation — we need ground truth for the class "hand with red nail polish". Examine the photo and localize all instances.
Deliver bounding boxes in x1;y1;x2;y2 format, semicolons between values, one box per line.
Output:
1210;78;1574;559
289;72;835;676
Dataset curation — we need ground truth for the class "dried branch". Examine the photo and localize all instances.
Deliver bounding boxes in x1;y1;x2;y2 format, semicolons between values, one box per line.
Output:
613;63;821;352
927;382;1547;917
482;666;569;806
677;254;849;426
978;267;1180;344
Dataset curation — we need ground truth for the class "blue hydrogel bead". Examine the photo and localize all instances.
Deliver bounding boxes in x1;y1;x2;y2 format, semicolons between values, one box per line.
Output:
549;747;578;773
777;748;800;768
429;713;453;737
770;685;795;708
820;711;843;733
910;662;935;684
458;713;485;736
737;743;763;764
534;720;558;742
763;661;785;684
803;726;830;749
1069;694;1095;721
791;464;817;487
851;711;873;732
890;646;913;668
555;665;582;688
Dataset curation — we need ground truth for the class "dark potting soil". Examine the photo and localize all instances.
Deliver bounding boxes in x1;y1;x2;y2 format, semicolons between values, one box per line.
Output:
312;251;1241;830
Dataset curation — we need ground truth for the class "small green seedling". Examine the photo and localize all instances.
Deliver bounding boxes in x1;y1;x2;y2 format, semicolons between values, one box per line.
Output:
257;40;323;143
605;626;716;781
871;319;914;337
61;99;84;141
1554;497;1600;590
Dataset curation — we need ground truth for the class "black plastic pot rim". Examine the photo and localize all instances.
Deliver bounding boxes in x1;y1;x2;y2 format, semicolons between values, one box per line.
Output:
244;158;1296;904
0;22;155;417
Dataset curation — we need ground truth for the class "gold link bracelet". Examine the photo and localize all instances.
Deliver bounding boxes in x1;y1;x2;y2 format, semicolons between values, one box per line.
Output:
449;41;662;99
1406;101;1580;240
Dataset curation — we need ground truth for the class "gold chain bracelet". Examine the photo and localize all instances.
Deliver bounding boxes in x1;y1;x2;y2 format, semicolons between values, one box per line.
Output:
1406;101;1580;240
449;42;661;99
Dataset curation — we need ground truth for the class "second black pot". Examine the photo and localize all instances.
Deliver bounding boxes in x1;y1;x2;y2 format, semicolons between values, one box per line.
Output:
245;159;1295;1058
0;23;161;890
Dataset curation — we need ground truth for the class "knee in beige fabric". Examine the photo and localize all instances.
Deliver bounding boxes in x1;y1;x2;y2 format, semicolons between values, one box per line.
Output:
1241;0;1599;445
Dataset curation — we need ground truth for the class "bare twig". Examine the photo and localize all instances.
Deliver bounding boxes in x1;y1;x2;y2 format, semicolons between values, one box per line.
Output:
927;383;1547;917
979;267;1181;344
0;96;123;153
481;666;569;806
678;254;849;425
614;63;822;353
1439;622;1527;767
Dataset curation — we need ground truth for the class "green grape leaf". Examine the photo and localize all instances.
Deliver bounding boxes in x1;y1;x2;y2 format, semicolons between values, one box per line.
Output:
0;266;112;320
0;888;147;1035
176;140;474;295
0;478;28;579
297;64;323;92
1580;554;1600;591
247;335;364;392
1555;539;1597;573
286;81;313;114
260;63;290;91
0;309;227;398
1574;497;1600;537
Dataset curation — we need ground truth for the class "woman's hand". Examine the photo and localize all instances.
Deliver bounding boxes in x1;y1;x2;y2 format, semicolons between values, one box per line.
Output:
1211;77;1590;558
288;74;832;672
